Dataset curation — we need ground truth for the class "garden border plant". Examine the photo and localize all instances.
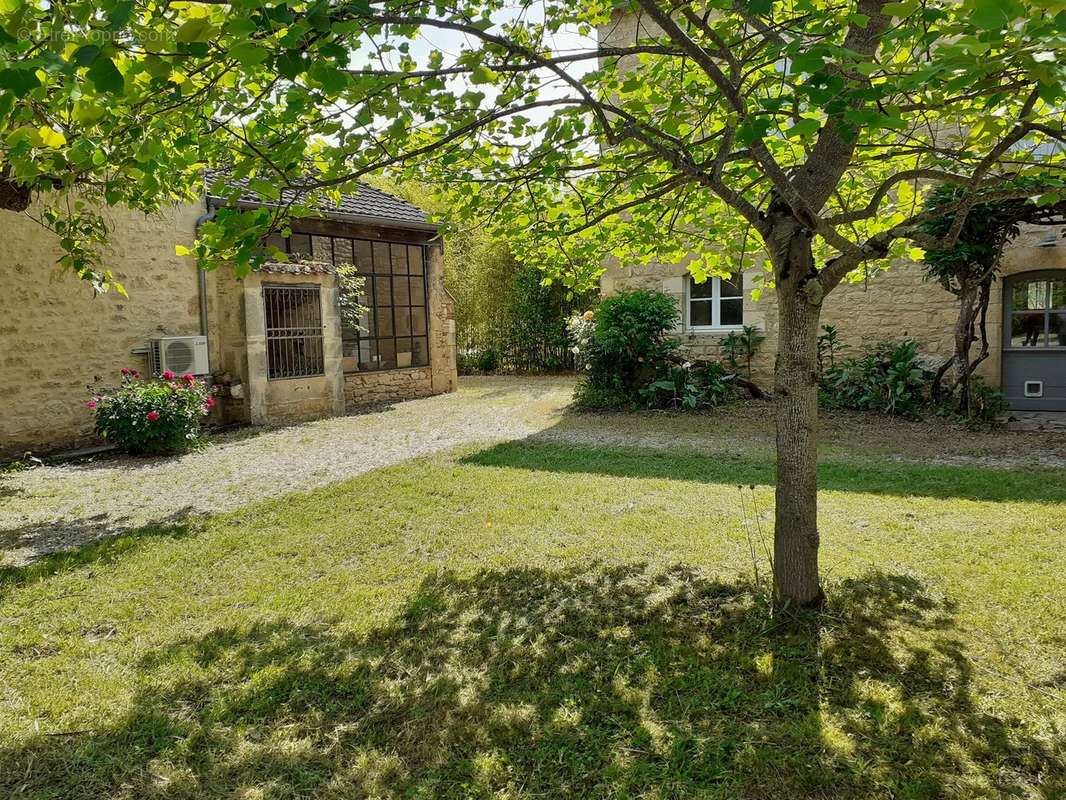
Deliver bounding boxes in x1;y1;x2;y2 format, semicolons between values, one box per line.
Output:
90;369;215;455
817;328;1007;424
569;288;766;412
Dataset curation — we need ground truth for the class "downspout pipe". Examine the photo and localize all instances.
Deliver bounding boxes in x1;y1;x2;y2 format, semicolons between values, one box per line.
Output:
194;200;216;339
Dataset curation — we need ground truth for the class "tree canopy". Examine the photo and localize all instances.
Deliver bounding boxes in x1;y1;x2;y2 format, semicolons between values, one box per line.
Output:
1;0;1063;291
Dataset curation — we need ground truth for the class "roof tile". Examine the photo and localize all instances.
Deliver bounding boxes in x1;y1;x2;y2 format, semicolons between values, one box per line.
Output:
205;169;432;227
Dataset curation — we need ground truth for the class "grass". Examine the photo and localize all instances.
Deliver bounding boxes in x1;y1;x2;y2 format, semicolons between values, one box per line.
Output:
1;439;1064;799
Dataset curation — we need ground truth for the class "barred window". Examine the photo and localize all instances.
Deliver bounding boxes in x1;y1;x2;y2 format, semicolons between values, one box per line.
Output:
264;285;325;379
270;232;430;372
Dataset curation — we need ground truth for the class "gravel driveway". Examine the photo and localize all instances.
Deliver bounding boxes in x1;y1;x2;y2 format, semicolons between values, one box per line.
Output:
4;375;1062;567
0;377;575;566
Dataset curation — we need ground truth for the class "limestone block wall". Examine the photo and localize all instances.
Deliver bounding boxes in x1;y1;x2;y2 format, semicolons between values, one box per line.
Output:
601;227;1066;394
344;367;434;407
210;265;250;425
427;242;459;395
820;261;957;366
0;198;211;458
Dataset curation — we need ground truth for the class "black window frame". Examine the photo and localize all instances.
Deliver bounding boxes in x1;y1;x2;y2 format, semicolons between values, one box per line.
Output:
271;232;431;372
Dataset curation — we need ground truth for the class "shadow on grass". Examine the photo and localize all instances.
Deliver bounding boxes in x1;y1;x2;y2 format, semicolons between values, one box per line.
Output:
462;440;1066;504
3;565;1061;799
0;514;193;593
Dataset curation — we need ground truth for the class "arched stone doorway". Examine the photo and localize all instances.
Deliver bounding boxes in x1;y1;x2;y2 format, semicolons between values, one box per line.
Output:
1002;269;1066;411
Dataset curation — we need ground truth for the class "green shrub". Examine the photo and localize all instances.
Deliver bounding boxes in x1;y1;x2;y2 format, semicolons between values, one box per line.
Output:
571;290;762;411
936;376;1009;425
721;325;766;379
571;290;680;408
475;347;500;373
819;334;1007;423
90;369;214;455
821;340;931;418
572;380;632;410
816;324;847;378
639;361;737;410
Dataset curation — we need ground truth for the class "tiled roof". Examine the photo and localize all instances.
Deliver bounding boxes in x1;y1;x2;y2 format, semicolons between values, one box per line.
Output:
257;260;336;275
204;169;433;228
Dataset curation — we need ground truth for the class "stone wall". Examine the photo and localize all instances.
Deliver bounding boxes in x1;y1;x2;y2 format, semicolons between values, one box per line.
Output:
0;198;211;458
344;367;434;407
427;242;459;395
601;225;1066;391
820;260;957;367
1;200;459;457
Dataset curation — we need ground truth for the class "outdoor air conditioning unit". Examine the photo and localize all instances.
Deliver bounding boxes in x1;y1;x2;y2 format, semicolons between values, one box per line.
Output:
149;335;209;376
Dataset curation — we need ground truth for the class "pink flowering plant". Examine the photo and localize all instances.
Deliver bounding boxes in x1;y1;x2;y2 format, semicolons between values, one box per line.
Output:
89;369;214;455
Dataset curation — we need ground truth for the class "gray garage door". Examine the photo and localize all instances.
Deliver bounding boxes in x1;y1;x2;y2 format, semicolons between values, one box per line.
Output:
1002;271;1066;411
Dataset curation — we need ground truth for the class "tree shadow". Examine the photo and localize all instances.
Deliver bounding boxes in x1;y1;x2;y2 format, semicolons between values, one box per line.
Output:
461;440;1066;504
0;510;194;592
3;565;1061;798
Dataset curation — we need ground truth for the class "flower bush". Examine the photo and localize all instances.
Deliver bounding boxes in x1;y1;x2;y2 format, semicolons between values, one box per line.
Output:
571;289;680;408
90;369;214;455
570;289;765;411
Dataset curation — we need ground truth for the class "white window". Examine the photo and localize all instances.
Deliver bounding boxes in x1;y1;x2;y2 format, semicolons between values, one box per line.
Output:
688;275;744;330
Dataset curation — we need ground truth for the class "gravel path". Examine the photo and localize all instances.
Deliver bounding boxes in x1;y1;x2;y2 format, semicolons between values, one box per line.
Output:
4;375;1063;567
0;377;575;566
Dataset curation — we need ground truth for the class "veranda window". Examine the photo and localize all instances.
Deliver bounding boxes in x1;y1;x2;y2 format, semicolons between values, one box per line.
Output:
265;232;430;371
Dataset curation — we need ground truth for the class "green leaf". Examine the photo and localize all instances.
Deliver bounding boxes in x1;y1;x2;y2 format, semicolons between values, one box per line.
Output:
87;57;124;94
789;52;825;74
970;0;1025;29
470;65;499;85
37;125;66;148
229;43;269;67
176;18;218;44
882;1;920;16
71;44;101;67
0;68;40;94
277;51;306;79
786;119;821;138
6;124;42;147
737;117;772;145
225;18;257;37
309;62;347;94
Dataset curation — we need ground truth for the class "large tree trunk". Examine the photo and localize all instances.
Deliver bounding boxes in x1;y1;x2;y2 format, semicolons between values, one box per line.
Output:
771;229;825;609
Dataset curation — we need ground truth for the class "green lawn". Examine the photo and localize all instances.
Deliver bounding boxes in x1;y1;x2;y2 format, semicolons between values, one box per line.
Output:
1;440;1064;799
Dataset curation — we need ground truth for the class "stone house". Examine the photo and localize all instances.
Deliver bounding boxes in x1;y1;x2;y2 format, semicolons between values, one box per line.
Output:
598;12;1066;413
602;227;1066;413
0;180;457;458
